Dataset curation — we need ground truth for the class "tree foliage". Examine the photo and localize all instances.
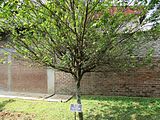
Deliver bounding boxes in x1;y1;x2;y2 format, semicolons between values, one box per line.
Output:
1;0;160;120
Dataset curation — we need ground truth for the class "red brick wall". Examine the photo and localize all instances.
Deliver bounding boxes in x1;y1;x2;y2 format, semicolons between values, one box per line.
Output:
11;61;47;93
0;54;8;91
55;65;160;97
0;64;8;91
2;53;160;97
0;59;47;93
55;72;75;94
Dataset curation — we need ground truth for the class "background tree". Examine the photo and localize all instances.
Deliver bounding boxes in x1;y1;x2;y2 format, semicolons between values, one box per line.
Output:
1;0;160;120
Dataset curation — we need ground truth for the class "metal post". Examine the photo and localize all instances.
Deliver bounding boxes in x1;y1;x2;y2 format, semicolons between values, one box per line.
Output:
74;112;76;120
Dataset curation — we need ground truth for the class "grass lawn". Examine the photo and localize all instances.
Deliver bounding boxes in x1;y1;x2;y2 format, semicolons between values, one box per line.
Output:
0;96;160;120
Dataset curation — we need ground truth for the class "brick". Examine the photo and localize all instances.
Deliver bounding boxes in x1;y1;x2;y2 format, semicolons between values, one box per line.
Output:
55;63;160;97
0;59;47;93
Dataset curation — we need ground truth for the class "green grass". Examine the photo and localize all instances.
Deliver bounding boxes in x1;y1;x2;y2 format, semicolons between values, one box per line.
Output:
0;96;160;120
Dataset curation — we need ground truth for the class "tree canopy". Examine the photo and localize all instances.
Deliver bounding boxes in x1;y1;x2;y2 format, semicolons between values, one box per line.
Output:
1;0;160;120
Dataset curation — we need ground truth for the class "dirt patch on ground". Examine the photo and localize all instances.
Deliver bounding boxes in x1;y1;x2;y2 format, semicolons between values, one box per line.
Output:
0;112;35;120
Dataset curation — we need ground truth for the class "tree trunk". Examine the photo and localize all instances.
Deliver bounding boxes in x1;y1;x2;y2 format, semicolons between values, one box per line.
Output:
76;78;83;120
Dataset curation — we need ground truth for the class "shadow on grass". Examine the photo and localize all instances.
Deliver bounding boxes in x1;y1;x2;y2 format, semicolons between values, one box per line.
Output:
83;96;160;120
0;99;15;112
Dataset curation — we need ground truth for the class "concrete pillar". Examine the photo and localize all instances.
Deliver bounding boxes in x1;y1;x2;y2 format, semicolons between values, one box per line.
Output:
7;53;12;91
47;68;55;94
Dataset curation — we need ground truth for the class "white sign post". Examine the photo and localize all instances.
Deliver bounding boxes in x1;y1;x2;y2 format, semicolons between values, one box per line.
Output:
70;104;82;120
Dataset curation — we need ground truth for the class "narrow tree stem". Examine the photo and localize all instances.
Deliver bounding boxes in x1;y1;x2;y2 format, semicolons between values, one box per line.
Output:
75;78;83;120
76;80;81;104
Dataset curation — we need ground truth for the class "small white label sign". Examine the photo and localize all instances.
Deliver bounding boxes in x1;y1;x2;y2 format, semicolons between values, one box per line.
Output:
70;104;82;112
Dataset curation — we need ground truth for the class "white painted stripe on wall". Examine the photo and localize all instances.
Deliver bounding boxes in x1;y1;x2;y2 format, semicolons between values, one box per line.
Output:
47;68;55;94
